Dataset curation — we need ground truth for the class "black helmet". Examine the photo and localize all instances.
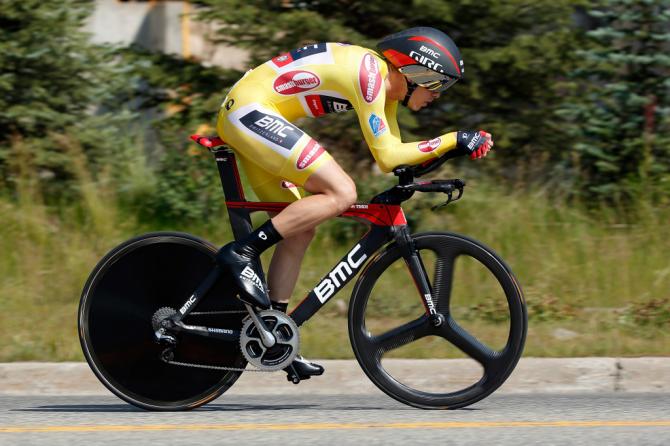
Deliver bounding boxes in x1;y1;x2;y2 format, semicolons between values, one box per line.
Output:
377;27;464;92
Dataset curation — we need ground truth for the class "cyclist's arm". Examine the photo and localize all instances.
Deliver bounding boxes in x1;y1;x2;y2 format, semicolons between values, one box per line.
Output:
356;98;459;173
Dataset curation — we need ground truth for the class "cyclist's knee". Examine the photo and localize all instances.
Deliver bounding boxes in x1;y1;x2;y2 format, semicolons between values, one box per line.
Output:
328;181;357;214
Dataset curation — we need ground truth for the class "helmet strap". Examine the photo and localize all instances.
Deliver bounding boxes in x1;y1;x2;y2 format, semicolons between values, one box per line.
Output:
402;78;417;107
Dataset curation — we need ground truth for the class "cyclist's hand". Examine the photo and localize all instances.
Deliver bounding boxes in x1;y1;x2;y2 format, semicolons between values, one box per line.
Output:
456;130;494;160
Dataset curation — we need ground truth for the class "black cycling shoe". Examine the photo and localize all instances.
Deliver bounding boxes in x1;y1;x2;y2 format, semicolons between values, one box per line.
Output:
284;355;324;384
216;242;271;309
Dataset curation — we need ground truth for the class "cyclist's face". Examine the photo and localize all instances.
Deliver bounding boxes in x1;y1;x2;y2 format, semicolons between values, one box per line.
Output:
407;86;440;111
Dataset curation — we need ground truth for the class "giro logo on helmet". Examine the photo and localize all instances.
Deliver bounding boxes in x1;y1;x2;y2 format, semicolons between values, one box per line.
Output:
409;51;443;72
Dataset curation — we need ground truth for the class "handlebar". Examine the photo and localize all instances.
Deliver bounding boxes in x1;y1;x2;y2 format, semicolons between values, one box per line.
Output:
400;147;468;178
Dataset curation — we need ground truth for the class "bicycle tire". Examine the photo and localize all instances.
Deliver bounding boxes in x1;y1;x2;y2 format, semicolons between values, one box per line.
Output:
348;232;527;409
78;232;247;411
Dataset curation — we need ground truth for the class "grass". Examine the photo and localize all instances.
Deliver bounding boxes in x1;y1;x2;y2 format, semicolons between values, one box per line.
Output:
0;142;668;361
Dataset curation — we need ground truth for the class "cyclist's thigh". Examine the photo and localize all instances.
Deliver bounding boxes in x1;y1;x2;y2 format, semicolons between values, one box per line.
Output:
237;155;303;202
217;101;333;188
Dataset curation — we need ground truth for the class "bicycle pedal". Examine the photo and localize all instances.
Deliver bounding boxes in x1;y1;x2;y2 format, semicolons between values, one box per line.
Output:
285;365;302;384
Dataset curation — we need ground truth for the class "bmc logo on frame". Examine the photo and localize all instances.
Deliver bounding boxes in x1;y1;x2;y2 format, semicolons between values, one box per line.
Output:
296;139;325;170
314;244;368;303
273;70;321;95
359;53;382;103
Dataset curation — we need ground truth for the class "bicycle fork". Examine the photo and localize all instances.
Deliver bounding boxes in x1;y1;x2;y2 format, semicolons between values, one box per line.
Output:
394;227;445;327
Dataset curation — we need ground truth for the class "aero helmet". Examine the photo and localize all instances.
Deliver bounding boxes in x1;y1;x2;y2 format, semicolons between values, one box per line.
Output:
377;27;464;93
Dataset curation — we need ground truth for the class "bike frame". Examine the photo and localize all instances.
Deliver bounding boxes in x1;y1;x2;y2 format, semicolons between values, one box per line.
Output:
169;145;438;336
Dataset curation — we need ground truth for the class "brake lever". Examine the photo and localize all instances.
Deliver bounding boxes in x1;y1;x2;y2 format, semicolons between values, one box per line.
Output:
430;185;464;211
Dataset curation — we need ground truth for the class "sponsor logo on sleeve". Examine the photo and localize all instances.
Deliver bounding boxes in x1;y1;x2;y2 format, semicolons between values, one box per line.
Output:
417;137;441;153
273;70;321;95
271;43;329;68
296;139;325;170
239;110;303;150
305;94;353;117
368;113;387;138
359;53;382;103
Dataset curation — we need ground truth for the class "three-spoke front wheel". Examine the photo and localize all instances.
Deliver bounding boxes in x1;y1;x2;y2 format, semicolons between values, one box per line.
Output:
348;232;527;409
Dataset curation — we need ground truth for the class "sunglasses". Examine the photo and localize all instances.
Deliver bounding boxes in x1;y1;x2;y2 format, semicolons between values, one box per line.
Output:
399;65;460;93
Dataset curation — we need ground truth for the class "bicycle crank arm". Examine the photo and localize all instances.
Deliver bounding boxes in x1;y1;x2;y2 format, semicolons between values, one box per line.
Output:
167;320;241;343
244;303;276;348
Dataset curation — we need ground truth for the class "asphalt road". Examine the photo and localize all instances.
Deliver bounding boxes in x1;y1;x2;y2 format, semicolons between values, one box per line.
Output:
1;393;669;445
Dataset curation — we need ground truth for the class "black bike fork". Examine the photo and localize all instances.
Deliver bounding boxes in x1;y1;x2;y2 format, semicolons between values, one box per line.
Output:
394;226;445;327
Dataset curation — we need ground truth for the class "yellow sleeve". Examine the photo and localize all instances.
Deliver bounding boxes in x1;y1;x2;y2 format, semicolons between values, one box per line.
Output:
348;50;458;173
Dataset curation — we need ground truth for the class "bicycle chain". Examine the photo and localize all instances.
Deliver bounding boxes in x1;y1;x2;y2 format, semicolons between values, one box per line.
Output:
188;310;247;316
161;309;291;373
163;358;276;372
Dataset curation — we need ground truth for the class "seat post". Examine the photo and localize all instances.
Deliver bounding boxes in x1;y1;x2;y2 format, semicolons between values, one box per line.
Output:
213;149;253;241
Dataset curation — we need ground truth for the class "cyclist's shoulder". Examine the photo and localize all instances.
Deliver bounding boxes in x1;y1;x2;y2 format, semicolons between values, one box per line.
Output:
332;43;384;63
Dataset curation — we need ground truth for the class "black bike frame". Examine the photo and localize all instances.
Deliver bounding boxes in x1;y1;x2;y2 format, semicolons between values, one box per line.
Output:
170;145;438;336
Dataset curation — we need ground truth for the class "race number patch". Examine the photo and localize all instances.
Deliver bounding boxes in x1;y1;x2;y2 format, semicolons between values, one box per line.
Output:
417;137;441;153
239;110;303;151
305;94;353;117
359;53;382;103
296;139;325;170
368;113;387;138
273;70;321;95
271;43;331;69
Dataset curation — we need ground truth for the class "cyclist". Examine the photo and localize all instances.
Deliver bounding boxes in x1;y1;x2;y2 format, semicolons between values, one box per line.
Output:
216;27;493;381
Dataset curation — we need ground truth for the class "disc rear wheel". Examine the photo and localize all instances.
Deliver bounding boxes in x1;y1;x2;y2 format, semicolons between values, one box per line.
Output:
348;232;527;409
78;232;247;411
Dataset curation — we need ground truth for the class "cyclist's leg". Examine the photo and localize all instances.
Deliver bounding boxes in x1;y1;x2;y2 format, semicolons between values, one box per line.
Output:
217;101;356;307
271;158;357;238
233;148;357;304
235;167;315;304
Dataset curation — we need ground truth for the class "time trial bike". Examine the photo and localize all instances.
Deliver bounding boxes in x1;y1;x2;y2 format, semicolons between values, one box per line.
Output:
78;134;527;411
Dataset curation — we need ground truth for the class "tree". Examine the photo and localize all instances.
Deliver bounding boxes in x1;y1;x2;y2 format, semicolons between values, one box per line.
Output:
0;0;132;195
557;0;670;202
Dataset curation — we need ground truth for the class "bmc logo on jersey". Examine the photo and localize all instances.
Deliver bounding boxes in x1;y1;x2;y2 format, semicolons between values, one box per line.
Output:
359;53;382;103
239;110;304;150
273;70;321;95
418;137;441;153
296;139;325;170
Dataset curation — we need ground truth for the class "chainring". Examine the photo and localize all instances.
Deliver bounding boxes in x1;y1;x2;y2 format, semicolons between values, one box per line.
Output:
240;309;299;371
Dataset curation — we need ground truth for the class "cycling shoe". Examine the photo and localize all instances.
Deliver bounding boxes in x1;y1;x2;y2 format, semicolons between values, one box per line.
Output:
284;355;324;383
216;242;271;309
